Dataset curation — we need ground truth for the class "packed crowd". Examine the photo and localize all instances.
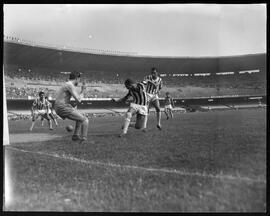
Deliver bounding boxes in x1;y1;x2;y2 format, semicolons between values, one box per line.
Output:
5;65;127;85
5;65;266;100
5;66;63;83
162;73;265;88
6;82;266;100
8;113;31;121
6;86;127;99
6;86;55;99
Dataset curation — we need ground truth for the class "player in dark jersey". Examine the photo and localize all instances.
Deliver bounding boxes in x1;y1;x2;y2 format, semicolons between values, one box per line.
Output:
29;91;53;131
142;67;163;130
112;78;149;137
164;92;175;120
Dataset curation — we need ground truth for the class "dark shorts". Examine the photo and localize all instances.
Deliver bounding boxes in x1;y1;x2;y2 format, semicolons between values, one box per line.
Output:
54;103;86;122
134;114;147;129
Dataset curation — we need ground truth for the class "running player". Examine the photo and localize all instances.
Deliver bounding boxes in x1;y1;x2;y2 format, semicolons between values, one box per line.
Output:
29;91;53;131
164;92;175;120
142;67;163;130
41;97;58;127
54;71;88;142
112;78;148;137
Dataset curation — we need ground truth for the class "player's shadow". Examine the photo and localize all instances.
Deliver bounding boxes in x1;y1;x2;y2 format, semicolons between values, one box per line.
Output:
90;132;120;137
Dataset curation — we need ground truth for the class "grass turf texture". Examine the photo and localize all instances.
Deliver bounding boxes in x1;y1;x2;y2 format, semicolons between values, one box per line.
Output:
4;109;266;212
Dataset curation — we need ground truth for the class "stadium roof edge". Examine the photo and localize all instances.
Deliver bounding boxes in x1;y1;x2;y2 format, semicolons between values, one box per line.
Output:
3;39;266;60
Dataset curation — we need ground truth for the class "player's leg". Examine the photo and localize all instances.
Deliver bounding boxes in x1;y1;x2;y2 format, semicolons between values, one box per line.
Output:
148;104;151;115
67;111;89;141
134;104;148;131
49;113;58;126
73;120;83;141
29;113;37;131
42;113;53;130
55;103;88;141
152;99;162;130
135;114;147;132
145;101;153;128
147;95;153;115
120;107;136;137
164;107;169;119
41;116;44;126
169;107;173;119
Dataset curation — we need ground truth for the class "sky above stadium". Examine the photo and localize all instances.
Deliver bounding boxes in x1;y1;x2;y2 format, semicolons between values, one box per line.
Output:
4;4;266;57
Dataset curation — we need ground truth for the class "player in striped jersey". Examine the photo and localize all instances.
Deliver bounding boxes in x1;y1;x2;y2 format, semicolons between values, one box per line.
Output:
112;78;149;137
29;91;53;131
164;92;175;120
41;97;58;127
142;67;163;130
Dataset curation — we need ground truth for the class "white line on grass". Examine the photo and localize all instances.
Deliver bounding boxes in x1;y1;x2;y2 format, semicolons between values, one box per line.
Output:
5;146;266;184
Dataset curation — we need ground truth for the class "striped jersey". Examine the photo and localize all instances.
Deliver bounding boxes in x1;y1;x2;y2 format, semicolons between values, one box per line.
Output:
32;97;49;110
126;83;148;106
142;75;163;94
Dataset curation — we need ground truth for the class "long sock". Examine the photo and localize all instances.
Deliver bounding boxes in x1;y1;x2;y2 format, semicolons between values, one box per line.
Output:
30;121;35;130
81;118;89;138
157;111;161;126
122;118;131;134
164;110;169;119
50;115;58;126
170;110;173;119
142;115;148;129
74;121;82;136
48;120;53;129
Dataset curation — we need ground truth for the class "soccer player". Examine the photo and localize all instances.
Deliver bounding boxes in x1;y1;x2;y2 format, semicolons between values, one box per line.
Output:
142;67;163;130
54;71;88;142
164;92;175;120
41;97;58;127
112;78;148;137
29;91;53;131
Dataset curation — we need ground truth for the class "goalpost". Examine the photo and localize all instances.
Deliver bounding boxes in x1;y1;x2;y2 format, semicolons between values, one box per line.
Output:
3;70;10;145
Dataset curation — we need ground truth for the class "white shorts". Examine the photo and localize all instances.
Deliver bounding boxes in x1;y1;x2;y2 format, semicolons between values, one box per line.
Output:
34;110;46;116
165;104;173;110
129;103;148;116
32;109;48;121
147;93;159;102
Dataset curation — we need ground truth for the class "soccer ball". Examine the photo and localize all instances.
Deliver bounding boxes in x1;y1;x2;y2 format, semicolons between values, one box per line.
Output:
66;125;73;132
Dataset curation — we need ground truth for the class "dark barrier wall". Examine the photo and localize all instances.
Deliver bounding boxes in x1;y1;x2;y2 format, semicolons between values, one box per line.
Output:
7;95;266;111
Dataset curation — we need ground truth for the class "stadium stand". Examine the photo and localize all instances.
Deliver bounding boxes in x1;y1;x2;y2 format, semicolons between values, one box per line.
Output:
4;39;266;99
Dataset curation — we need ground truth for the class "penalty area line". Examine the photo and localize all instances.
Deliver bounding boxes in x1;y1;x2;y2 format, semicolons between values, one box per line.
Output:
5;146;266;184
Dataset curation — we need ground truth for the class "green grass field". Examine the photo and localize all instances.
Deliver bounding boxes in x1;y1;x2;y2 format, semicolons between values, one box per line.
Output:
4;109;266;212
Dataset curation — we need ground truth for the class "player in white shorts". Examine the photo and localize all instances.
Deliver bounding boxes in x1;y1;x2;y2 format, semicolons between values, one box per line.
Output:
29;91;53;131
164;92;175;120
142;67;163;130
112;78;149;137
41;97;58;127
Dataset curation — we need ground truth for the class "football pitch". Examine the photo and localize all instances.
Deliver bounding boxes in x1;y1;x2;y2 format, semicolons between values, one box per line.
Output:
4;108;266;212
